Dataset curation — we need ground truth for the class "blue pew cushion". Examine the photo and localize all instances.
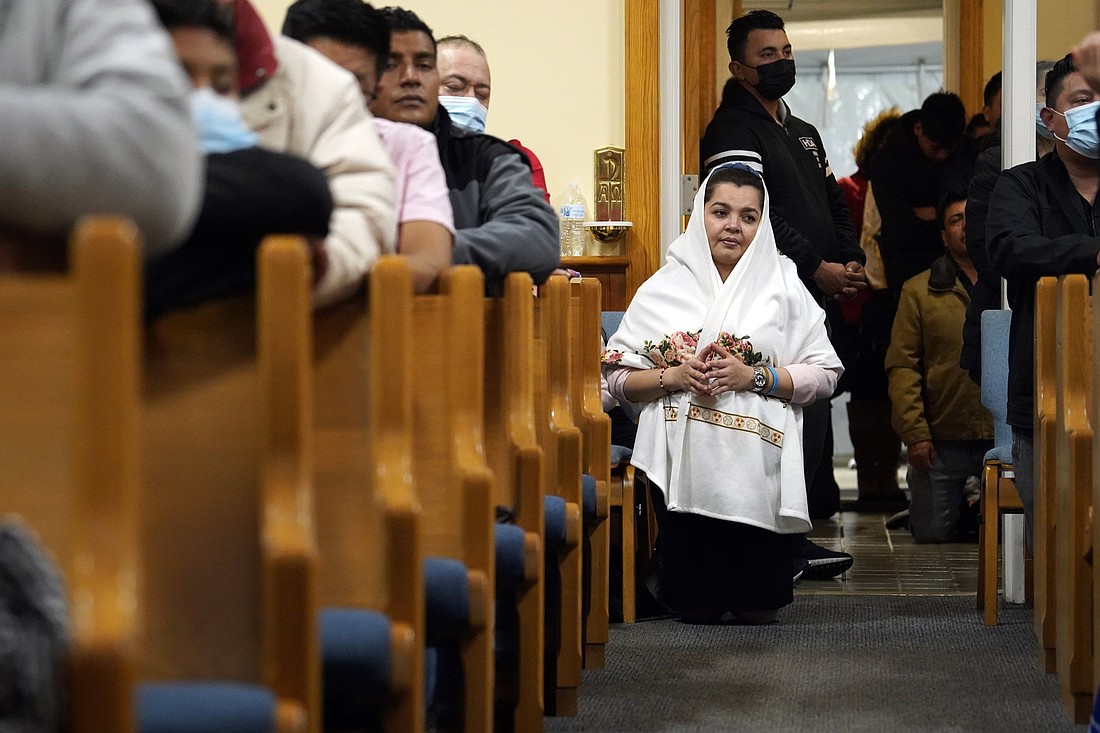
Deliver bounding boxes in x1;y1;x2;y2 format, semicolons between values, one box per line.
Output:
424;556;469;646
494;523;527;591
582;473;598;519
543;495;567;551
319;607;390;728
137;682;276;733
610;444;633;466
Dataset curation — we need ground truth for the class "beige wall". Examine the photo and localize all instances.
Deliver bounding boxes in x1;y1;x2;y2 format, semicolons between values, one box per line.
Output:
983;0;1100;83
252;0;625;222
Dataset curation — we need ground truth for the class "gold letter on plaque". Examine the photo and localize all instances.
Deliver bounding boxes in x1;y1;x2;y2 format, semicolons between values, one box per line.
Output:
594;146;625;222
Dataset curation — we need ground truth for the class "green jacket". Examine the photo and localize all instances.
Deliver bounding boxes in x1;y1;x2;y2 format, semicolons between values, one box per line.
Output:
885;254;994;445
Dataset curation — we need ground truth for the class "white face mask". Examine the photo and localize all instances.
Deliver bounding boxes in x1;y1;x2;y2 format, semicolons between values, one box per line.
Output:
190;87;258;154
1048;100;1100;159
439;95;488;133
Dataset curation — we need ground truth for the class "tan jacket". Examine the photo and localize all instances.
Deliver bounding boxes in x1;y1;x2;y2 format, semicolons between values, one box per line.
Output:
242;36;395;307
886;255;994;445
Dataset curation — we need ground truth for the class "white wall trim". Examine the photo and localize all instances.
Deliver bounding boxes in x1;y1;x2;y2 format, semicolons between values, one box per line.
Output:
659;0;682;264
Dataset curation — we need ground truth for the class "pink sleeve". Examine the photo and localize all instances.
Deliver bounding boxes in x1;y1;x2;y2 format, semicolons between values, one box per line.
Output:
603;364;639;405
399;131;455;234
784;363;839;406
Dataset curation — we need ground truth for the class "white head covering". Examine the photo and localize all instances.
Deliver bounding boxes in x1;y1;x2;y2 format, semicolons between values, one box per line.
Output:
606;165;842;533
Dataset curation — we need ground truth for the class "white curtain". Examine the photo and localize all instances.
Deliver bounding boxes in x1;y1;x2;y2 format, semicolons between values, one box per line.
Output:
784;65;945;180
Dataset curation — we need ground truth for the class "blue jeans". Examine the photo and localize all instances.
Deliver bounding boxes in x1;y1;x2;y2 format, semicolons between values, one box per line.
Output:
906;439;992;543
1011;427;1035;548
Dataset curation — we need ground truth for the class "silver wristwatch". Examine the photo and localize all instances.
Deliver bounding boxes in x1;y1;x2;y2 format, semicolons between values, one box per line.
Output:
751;366;767;393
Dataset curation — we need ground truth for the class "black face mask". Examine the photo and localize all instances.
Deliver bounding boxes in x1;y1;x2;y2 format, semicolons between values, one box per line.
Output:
742;58;796;100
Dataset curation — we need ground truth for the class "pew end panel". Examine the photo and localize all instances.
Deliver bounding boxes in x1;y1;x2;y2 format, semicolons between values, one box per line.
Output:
1034;276;1057;671
1054;275;1093;723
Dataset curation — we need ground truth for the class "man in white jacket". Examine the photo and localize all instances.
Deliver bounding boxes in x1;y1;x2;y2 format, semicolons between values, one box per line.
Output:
226;0;396;308
0;0;203;260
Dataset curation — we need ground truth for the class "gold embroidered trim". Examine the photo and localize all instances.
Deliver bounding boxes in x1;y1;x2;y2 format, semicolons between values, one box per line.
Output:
664;405;679;421
686;404;784;447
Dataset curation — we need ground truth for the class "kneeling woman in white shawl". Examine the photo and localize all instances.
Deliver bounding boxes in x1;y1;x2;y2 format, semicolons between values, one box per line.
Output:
604;165;842;624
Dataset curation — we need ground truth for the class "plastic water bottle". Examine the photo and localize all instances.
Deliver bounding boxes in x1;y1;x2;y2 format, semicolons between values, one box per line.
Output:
559;184;587;257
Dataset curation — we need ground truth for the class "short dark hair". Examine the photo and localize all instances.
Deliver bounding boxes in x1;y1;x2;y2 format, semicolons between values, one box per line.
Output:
725;10;785;64
283;0;390;72
150;0;233;44
918;92;966;146
936;190;967;231
983;71;1002;107
704;165;765;207
965;112;991;137
379;6;435;50
1045;53;1077;108
438;34;486;58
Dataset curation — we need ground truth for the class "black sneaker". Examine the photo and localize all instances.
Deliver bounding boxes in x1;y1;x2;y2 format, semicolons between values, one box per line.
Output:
793;536;853;579
792;557;810;585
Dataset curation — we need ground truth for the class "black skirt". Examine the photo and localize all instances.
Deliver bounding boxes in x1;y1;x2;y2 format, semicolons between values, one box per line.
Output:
651;480;794;617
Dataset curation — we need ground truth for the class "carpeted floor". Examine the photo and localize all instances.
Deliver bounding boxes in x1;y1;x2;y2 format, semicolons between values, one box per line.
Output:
545;595;1088;732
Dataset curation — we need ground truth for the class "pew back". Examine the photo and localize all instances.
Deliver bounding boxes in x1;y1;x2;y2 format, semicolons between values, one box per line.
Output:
139;237;317;727
310;257;423;730
0;217;141;733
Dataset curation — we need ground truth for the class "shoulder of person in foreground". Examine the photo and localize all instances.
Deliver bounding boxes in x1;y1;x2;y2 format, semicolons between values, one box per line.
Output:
452;140;559;287
259;36;397;308
0;0;202;257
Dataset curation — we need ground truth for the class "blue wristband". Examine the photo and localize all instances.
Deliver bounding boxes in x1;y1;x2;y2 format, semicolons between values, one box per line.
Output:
765;366;780;396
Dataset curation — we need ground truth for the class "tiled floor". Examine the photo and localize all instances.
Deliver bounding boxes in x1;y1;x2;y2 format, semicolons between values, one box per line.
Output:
798;462;980;596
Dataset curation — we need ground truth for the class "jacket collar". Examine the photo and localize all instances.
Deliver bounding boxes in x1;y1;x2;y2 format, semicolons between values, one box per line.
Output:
233;0;278;95
927;253;963;292
429;106;455;146
719;78;789;127
1041;150;1097;230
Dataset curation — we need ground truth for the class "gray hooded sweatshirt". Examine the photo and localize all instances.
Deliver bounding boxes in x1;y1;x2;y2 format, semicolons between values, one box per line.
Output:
0;0;202;255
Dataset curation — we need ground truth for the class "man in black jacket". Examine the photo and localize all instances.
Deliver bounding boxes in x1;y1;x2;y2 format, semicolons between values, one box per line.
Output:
987;53;1100;540
869;92;970;300
701;9;866;578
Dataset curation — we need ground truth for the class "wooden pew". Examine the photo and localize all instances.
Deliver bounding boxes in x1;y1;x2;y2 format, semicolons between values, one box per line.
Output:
1054;274;1093;723
412;266;495;733
0;217;141;733
311;257;423;731
138;235;318;731
533;276;584;715
1094;269;1100;733
1034;276;1058;672
569;279;612;669
483;273;545;731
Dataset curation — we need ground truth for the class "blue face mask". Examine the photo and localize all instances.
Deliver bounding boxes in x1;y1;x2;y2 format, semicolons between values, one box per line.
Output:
1048;100;1100;159
1036;102;1054;141
439;95;488;133
190;87;258;154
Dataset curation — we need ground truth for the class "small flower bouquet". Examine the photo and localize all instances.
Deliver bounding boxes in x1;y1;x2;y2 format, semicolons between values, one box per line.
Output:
641;329;702;368
714;331;771;366
601;330;772;370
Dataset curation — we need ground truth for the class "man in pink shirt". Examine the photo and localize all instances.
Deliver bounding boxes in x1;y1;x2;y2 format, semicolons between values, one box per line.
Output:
283;0;453;293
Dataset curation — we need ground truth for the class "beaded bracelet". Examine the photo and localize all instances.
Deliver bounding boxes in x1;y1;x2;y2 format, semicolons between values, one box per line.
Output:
659;368;671;394
765;365;780;396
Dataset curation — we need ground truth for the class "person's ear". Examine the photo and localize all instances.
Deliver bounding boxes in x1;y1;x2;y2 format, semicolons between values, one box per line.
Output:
1039;106;1057;134
913;120;923;139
